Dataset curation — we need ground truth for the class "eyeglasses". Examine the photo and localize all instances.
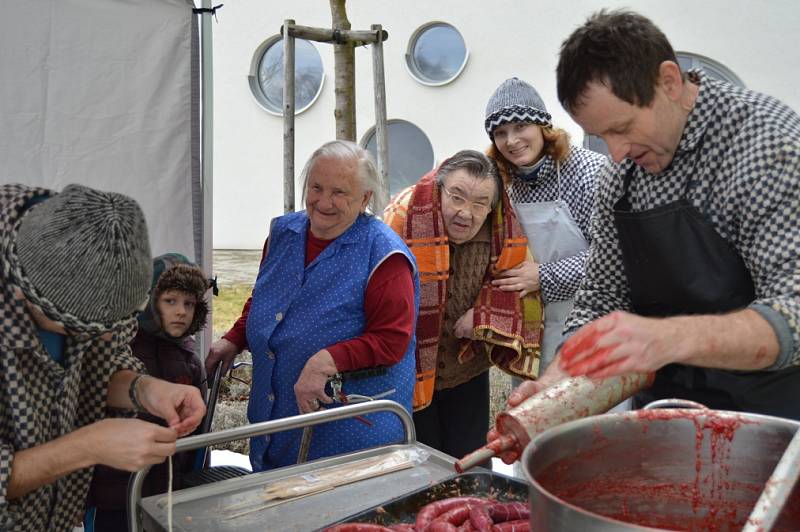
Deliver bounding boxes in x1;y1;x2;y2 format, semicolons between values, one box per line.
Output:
441;186;492;216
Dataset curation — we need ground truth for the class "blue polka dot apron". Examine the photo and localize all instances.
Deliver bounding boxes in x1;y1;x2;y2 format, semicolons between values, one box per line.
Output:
246;212;419;471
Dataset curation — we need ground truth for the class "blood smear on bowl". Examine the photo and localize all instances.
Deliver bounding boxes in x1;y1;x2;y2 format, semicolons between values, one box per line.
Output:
528;409;800;531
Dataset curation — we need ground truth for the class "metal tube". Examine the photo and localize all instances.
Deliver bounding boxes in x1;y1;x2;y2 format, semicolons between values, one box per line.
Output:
127;400;414;531
742;427;800;531
198;0;214;367
282;19;296;214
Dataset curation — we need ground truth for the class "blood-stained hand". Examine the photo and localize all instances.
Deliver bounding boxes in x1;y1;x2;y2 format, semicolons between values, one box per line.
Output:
491;260;540;297
294;349;337;414
559;311;678;378
484;355;572;464
485;383;547;464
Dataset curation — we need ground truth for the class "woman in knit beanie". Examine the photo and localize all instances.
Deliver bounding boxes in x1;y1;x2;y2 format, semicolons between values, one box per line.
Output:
485;77;607;370
86;253;209;531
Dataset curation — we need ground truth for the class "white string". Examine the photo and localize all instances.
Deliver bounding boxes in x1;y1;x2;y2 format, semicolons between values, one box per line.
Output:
167;455;173;532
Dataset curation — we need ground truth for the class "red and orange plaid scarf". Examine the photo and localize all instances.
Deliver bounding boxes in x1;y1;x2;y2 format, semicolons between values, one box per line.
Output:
384;171;543;410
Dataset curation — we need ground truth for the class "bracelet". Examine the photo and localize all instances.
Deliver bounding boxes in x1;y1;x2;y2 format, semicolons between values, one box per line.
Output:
129;374;147;412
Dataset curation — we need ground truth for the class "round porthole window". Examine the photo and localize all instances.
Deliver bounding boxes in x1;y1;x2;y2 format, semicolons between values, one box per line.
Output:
361;120;435;197
676;52;744;87
405;22;469;86
248;35;325;115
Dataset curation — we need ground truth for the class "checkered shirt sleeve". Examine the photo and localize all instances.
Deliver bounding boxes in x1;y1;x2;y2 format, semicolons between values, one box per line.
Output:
0;184;145;531
508;146;607;302
565;71;800;369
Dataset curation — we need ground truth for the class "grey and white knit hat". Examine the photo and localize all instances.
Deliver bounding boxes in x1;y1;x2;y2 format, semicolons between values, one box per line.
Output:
484;77;552;138
12;184;152;334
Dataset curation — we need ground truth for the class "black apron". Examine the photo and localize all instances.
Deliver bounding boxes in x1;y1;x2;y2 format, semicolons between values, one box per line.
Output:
613;166;800;420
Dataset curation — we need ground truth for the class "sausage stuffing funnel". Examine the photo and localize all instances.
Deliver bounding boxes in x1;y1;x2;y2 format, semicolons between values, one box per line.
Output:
455;373;653;472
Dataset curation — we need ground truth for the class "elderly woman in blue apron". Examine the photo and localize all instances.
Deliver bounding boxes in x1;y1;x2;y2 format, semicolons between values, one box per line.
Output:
206;140;419;471
484;78;607;371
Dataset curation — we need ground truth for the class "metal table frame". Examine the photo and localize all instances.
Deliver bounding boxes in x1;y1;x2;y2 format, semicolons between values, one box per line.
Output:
127;400;415;531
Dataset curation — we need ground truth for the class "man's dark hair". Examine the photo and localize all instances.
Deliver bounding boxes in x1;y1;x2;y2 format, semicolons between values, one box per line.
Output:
556;9;678;112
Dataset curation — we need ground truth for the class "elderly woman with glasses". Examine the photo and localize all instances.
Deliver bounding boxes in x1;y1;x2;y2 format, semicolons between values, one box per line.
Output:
384;149;543;459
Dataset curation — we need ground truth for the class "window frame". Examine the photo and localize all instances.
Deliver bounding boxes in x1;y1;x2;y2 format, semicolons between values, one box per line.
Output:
404;21;470;87
676;51;745;87
247;35;326;116
360;119;436;196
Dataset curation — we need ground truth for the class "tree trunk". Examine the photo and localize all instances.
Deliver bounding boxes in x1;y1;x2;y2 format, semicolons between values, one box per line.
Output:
330;0;355;141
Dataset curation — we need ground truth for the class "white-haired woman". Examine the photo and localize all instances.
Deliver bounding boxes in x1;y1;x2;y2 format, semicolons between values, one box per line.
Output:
206;140;419;471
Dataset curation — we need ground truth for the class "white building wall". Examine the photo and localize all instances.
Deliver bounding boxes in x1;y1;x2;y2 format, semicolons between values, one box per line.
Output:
213;0;800;249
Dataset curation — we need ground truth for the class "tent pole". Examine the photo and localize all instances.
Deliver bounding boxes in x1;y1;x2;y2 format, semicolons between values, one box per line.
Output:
200;0;214;365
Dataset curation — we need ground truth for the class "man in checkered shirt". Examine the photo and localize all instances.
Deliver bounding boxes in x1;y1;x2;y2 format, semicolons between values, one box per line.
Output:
0;184;206;530
501;10;800;426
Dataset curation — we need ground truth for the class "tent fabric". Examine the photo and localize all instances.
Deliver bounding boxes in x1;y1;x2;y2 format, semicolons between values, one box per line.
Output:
0;0;199;260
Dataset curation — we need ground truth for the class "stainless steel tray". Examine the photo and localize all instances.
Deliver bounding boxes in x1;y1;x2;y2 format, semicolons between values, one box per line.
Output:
130;400;459;531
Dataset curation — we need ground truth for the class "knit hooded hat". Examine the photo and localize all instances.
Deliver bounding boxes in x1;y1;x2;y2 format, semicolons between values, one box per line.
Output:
138;253;209;340
484;77;553;138
10;184;152;335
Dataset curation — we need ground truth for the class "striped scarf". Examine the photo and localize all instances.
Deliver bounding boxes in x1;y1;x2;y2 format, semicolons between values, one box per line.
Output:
384;171;543;410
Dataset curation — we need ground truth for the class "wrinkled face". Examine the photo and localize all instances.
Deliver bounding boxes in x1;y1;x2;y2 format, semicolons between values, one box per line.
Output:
156;289;196;338
440;169;497;244
305;156;371;240
492;122;545;167
570;81;683;174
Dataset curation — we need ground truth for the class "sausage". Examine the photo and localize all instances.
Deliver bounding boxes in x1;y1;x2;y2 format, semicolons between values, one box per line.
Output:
487;502;529;523
431;504;473;527
491;519;529;532
323;524;394;532
458;521;474;532
387;525;416;532
415;497;487;531
427;522;458;532
468;504;493;531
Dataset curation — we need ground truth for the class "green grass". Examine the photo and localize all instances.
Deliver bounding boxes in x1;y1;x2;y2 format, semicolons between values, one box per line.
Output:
212;283;253;337
210;283;253;454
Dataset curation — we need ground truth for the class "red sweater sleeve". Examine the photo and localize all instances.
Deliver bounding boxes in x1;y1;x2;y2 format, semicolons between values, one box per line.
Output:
221;238;269;350
327;253;416;372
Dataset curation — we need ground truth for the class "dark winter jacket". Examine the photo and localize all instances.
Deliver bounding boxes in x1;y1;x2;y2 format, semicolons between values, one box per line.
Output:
86;329;207;510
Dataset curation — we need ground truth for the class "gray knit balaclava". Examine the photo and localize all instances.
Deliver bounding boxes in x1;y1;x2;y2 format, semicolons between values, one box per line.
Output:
484;77;553;138
12;184;152;334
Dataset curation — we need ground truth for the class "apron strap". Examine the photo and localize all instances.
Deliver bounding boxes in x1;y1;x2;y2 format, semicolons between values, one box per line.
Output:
556;160;562;200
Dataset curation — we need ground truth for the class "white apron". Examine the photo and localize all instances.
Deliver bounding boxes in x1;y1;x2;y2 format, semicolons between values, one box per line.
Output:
512;163;588;371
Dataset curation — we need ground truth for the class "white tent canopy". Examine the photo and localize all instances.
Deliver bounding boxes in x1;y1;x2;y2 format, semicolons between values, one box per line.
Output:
0;0;205;262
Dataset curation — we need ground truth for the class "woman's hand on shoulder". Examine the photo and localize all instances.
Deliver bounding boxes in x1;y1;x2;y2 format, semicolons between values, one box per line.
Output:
491;259;540;297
